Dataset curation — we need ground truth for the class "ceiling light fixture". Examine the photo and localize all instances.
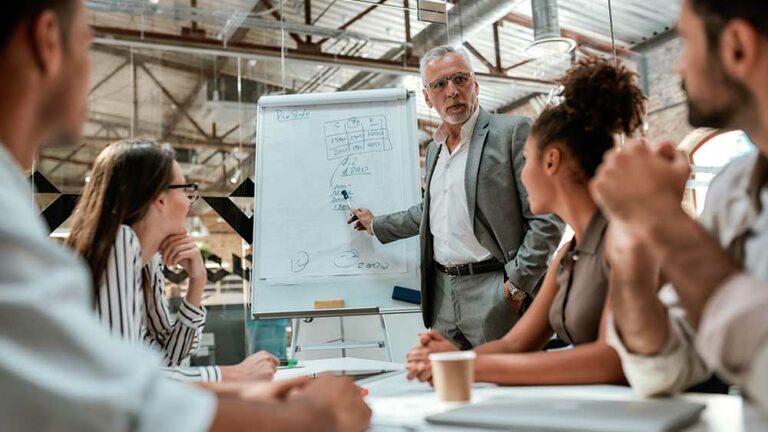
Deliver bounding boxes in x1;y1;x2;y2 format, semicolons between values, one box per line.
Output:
524;0;576;58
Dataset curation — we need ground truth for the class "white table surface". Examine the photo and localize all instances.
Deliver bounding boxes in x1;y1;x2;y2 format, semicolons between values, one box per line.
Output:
363;372;768;431
274;357;405;380
275;358;768;431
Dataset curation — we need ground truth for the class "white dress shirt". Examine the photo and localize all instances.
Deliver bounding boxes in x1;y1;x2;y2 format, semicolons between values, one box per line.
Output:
429;108;494;266
608;152;768;411
97;225;221;382
698;272;768;413
0;144;215;431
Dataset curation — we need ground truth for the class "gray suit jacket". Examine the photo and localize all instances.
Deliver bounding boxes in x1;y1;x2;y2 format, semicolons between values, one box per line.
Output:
372;107;564;328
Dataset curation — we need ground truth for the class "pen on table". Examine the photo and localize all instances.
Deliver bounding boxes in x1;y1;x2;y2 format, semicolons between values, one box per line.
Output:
341;189;358;221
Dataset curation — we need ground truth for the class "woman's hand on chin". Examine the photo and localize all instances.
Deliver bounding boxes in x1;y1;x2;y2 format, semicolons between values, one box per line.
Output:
160;234;207;302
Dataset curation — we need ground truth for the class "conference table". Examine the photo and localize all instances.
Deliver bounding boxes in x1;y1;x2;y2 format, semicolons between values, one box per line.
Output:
275;358;768;431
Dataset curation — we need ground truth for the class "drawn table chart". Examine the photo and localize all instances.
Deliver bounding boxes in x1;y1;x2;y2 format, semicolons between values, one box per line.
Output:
253;88;421;316
324;116;393;160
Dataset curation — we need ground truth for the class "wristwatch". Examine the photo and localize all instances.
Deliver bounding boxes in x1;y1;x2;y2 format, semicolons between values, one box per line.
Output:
503;280;526;306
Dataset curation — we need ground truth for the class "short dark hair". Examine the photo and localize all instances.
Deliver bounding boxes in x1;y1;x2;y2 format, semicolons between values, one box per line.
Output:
0;0;76;53
691;1;768;49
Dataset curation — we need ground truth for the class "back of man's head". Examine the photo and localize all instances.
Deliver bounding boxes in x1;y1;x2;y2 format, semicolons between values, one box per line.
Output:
0;0;76;54
0;0;90;170
691;0;768;46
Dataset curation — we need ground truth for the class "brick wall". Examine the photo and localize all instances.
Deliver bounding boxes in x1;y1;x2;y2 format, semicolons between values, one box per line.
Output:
503;34;693;147
639;35;693;145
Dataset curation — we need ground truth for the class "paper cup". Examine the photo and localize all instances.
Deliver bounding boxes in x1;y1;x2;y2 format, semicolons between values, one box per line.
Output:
429;351;476;402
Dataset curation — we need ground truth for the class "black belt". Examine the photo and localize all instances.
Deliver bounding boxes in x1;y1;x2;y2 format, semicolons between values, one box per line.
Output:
434;259;505;276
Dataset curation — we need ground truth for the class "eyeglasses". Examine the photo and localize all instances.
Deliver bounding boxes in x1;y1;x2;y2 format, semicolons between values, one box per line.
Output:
168;183;199;202
424;72;474;92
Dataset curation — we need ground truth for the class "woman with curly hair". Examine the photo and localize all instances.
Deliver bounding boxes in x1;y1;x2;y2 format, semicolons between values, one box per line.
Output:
406;57;646;385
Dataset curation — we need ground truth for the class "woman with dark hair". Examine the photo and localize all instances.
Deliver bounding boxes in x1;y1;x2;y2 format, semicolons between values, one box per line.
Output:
406;57;646;385
68;139;277;383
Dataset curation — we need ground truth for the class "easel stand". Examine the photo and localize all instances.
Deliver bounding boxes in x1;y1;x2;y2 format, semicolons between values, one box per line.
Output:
290;312;391;360
254;307;421;362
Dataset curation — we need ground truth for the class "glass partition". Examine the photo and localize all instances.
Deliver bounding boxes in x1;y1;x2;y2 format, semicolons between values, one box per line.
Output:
33;0;690;365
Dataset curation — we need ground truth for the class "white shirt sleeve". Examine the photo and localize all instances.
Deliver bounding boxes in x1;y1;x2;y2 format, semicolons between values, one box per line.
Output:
697;272;768;413
606;284;711;396
163;366;221;383
143;255;208;367
0;146;216;431
746;344;768;415
605;162;747;398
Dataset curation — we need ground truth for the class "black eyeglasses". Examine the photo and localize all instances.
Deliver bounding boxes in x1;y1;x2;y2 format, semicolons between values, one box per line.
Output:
424;72;474;92
168;183;199;202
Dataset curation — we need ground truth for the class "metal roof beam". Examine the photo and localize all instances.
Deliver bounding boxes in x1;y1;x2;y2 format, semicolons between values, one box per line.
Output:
92;26;556;90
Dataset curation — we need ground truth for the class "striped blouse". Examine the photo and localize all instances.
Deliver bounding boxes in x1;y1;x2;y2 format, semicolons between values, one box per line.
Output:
95;225;221;382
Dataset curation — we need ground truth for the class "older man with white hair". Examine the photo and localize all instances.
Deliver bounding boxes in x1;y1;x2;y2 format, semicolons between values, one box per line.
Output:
350;45;563;349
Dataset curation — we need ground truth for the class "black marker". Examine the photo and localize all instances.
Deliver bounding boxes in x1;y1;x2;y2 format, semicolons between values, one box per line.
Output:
341;189;358;221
